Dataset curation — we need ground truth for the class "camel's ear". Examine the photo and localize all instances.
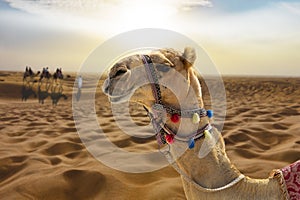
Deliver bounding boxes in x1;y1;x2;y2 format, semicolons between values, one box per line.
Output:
182;47;196;68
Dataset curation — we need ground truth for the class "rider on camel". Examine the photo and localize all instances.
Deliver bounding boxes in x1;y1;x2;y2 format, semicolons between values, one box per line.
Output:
28;67;33;76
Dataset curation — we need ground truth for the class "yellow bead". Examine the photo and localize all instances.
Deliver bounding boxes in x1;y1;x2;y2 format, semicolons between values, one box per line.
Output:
192;113;200;124
204;130;212;139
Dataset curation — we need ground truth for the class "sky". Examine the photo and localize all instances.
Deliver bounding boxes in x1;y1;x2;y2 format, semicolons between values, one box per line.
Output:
0;0;299;76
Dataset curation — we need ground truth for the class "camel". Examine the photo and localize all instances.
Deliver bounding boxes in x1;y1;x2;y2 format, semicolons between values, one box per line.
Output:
23;66;40;84
39;67;51;83
53;68;64;85
102;47;299;200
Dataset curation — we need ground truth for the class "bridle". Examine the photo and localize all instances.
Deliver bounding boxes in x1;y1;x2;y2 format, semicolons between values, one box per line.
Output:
141;54;245;192
141;54;211;147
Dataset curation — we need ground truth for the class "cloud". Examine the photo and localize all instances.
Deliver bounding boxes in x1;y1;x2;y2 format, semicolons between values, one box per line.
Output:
2;0;213;35
4;0;213;17
278;2;300;15
180;0;213;10
4;0;117;17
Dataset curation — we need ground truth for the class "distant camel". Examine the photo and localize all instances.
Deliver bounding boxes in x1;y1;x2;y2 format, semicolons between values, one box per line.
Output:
39;67;51;82
103;47;299;200
53;68;63;79
23;66;40;84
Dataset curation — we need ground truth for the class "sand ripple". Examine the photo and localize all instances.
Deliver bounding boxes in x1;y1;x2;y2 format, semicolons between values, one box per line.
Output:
0;73;299;199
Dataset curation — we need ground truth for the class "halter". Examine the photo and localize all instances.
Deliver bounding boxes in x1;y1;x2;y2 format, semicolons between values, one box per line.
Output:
141;55;211;146
141;54;245;192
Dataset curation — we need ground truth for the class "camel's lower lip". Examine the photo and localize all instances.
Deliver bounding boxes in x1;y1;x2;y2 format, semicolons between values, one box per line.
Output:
109;96;126;103
104;85;135;104
108;91;133;104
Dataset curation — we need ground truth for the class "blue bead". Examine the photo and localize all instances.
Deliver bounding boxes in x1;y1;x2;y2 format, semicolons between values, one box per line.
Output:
188;138;195;149
207;110;213;118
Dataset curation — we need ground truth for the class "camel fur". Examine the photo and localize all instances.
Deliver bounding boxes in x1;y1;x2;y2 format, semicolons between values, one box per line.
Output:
103;47;294;200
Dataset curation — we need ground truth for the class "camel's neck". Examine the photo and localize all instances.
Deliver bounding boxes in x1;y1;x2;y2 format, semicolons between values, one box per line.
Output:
171;128;283;199
164;116;284;200
174;128;241;189
160;71;241;188
138;71;284;199
144;71;283;199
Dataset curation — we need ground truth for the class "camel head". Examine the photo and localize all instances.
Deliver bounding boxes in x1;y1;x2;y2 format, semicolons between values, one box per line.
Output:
103;47;204;110
103;47;227;166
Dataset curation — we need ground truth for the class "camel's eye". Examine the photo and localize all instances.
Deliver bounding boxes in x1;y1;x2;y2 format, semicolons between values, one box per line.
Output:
115;69;127;77
156;64;171;72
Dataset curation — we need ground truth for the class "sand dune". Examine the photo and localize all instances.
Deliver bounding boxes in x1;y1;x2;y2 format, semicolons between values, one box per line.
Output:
0;71;299;199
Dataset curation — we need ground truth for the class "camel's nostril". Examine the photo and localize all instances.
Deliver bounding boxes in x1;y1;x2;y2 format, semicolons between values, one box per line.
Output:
103;79;110;94
104;85;109;93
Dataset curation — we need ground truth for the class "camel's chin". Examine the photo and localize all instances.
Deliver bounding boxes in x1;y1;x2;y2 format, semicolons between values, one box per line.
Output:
109;96;129;104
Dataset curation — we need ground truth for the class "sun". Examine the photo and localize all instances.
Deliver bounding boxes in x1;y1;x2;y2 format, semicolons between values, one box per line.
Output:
119;1;177;26
89;0;179;35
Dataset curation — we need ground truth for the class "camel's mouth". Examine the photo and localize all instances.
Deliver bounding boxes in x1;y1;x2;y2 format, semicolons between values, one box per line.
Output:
102;78;135;104
107;90;134;104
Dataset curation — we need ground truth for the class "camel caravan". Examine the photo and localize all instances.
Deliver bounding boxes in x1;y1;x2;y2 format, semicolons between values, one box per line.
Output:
23;66;64;85
22;66;67;105
103;47;300;200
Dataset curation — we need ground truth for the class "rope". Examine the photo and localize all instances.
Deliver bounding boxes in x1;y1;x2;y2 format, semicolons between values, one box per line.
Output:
156;104;207;117
142;55;162;104
272;170;290;200
164;150;245;193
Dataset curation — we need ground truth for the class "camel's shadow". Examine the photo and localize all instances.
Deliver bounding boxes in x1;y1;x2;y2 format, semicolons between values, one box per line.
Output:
37;83;50;104
50;85;67;105
21;84;37;101
37;83;67;105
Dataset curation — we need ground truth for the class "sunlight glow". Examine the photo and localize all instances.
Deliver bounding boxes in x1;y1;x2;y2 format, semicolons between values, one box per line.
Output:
2;0;299;76
4;0;216;36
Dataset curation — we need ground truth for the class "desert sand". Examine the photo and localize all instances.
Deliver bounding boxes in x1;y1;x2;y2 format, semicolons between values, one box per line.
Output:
0;71;299;199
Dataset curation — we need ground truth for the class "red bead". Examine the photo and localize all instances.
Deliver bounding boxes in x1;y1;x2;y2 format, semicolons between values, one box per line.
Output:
171;114;180;123
165;134;175;144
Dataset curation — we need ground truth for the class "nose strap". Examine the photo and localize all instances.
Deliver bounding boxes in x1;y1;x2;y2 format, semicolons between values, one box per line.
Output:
141;54;211;146
142;55;162;105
